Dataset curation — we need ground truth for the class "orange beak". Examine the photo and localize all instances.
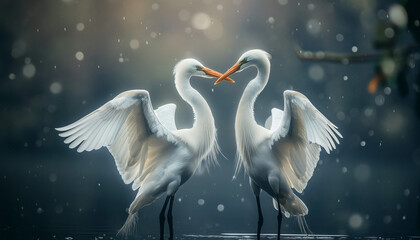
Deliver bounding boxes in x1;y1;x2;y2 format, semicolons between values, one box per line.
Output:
202;67;235;83
214;61;241;85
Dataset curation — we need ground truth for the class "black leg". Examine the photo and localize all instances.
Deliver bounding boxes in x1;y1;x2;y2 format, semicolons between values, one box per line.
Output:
256;196;264;240
167;195;175;239
276;198;282;240
160;196;170;240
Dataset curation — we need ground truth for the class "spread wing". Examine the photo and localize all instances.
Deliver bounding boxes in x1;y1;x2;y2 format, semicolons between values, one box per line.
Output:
56;90;181;190
268;90;342;193
264;108;284;131
154;103;177;131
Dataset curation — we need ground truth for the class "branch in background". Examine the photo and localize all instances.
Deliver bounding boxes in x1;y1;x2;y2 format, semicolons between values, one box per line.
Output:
296;44;420;95
295;45;420;64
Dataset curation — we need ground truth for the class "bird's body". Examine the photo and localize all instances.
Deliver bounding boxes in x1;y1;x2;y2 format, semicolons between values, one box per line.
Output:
216;49;342;238
56;59;228;238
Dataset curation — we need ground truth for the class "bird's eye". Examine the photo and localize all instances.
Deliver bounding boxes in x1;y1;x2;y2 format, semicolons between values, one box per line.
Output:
240;58;248;64
196;66;204;71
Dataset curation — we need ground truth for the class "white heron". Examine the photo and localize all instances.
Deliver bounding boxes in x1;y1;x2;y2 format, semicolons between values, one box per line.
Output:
215;49;342;239
56;58;233;238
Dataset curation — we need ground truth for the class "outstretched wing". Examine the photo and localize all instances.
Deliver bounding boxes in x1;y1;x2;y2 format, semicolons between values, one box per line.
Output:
154;103;177;131
268;90;342;193
56;90;180;190
264;108;284;131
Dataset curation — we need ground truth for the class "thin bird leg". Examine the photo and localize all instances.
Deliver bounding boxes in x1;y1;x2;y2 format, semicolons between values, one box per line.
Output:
256;196;264;240
167;195;175;239
160;196;170;240
276;197;282;240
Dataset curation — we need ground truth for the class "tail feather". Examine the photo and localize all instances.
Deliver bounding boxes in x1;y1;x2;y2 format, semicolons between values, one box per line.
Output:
297;216;312;235
117;213;138;238
273;195;312;234
117;191;157;238
273;194;308;217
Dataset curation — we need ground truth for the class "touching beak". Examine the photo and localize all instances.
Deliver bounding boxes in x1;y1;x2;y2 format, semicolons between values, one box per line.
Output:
202;67;235;83
214;61;241;85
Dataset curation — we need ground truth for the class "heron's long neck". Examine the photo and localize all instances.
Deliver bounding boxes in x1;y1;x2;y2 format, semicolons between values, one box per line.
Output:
236;60;270;129
175;73;215;158
235;60;270;165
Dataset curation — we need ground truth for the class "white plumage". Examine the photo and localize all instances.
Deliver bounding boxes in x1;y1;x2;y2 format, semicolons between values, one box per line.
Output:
216;49;342;236
56;58;227;237
267;90;342;194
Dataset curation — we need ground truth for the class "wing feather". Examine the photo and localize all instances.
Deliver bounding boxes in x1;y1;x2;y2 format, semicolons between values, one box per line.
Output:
90;112;122;151
56;90;180;190
79;116;106;152
269;90;342;193
154;104;177;131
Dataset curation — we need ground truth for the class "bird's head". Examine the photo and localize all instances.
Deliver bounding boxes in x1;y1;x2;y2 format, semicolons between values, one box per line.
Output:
214;49;271;85
173;58;234;82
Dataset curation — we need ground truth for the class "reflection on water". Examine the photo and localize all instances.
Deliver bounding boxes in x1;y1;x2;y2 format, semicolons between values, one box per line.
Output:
28;232;420;240
185;233;349;239
183;234;420;240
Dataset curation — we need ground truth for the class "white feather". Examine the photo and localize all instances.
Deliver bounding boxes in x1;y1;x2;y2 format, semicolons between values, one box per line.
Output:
154;103;177;131
231;49;342;222
57;90;180;190
57;58;221;236
269;90;342;193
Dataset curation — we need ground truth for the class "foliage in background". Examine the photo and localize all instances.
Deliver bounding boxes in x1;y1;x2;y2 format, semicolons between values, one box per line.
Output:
296;0;420;114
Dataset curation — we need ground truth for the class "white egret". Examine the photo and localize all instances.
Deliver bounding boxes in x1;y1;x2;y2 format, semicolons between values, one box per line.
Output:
215;50;342;239
56;59;233;238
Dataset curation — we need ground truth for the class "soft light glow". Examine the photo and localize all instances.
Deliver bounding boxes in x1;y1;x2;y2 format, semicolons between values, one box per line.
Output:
192;12;211;30
389;4;407;28
278;0;288;5
129;39;140;49
75;51;84;61
349;213;363;229
308;64;324;82
151;3;159;10
306;19;321;35
22;64;36;78
76;22;85;31
381;58;396;76
217;204;224;212
50;82;63;95
384;27;395;39
336;34;344;42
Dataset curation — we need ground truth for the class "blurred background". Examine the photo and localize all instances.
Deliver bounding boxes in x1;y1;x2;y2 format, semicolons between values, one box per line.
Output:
1;0;420;239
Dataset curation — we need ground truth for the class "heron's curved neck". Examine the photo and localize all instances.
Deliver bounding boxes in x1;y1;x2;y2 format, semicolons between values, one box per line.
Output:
237;59;270;126
175;72;215;156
